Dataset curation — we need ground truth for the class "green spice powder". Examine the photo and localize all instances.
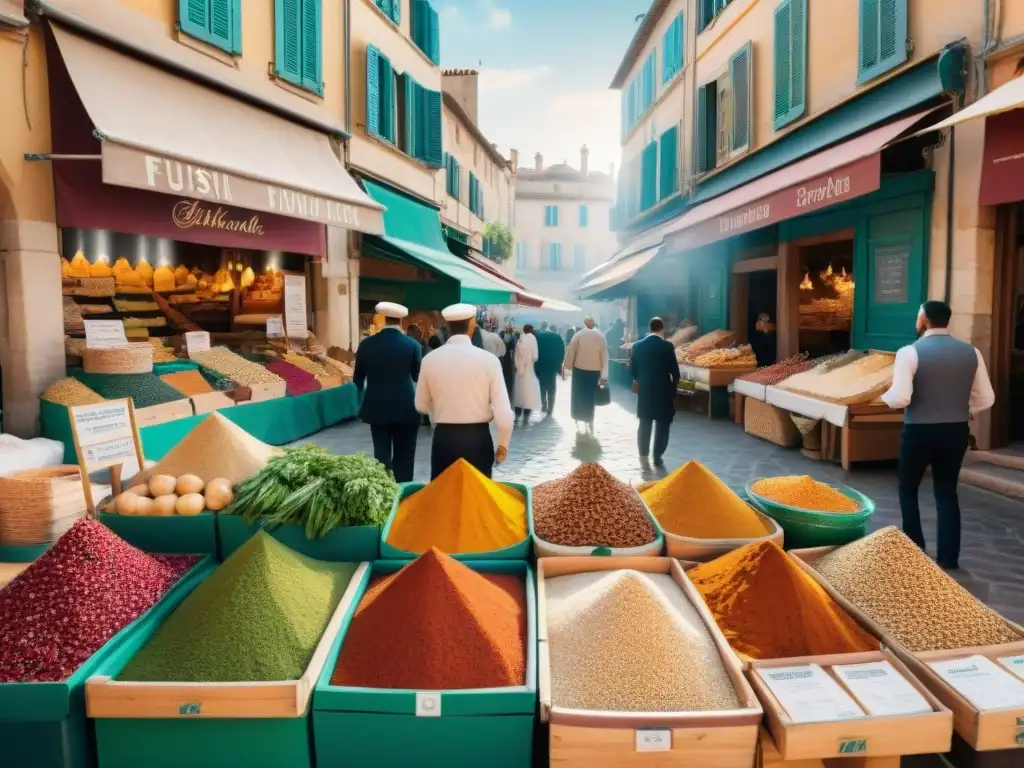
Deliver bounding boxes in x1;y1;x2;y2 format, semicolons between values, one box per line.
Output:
118;532;357;682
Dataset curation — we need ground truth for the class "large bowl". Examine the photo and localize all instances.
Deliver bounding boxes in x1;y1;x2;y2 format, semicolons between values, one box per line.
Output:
744;481;875;549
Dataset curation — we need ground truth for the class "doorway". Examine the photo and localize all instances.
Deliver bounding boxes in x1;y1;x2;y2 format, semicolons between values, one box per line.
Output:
991;203;1024;448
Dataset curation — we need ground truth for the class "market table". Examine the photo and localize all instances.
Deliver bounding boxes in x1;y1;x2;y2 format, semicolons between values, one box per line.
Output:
677;365;756;420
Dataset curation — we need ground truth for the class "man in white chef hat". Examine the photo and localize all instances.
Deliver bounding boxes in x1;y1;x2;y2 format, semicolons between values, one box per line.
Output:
415;303;514;478
353;302;422;482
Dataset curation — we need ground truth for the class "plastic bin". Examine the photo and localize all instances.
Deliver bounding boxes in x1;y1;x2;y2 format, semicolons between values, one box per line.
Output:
659;508;785;561
99;512;218;556
744;482;874;550
217;515;380;562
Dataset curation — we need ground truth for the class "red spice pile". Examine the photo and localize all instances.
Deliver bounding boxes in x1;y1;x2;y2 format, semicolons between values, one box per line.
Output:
0;519;197;682
331;548;526;690
265;360;321;397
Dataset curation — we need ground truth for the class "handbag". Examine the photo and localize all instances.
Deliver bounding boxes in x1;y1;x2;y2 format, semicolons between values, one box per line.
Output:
595;382;611;407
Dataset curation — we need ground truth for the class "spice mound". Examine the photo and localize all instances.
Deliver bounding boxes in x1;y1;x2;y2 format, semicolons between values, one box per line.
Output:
331;549;525;690
813;527;1020;652
119;533;356;682
533;463;656;548
546;570;740;712
386;459;527;554
0;520;196;682
643;461;768;539
688;541;878;659
751;475;861;514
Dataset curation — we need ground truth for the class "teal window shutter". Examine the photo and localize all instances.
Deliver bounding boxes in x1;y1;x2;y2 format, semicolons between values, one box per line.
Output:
423;87;443;166
774;0;807;130
659;125;679;200
379;56;394;142
858;0;908;83
662;13;683;84
179;0;241;54
428;3;440;64
275;0;320;93
579;205;589;227
402;73;418;155
640;140;657;211
729;42;752;153
300;0;322;94
455;160;461;201
553;206;559;226
390;0;400;24
365;45;381;138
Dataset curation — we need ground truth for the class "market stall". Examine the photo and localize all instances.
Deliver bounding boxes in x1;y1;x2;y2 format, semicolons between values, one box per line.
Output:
672;330;756;419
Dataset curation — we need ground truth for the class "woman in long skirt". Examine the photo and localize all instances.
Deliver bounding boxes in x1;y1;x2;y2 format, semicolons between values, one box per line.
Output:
513;324;542;425
564;318;608;431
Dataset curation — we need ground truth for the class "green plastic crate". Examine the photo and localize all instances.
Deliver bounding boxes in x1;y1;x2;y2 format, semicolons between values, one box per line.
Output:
379;482;533;561
99;512;218;556
313;560;537;768
0;557;213;768
745;482;875;550
217;515;380;561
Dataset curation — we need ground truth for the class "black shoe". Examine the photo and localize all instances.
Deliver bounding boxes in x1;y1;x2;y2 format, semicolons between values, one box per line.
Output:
653;457;666;468
937;560;960;571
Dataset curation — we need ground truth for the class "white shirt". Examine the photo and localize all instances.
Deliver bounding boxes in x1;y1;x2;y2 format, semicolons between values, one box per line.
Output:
415;335;515;448
564;327;609;378
881;329;996;413
481;330;506;358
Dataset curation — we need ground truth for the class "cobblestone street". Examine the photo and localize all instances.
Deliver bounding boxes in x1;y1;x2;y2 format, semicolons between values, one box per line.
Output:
306;382;1024;624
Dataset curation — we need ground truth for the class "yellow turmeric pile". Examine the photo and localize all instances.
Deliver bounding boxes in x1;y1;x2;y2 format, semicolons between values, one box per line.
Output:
750;475;861;514
386;459;527;554
641;461;768;539
688;541;878;660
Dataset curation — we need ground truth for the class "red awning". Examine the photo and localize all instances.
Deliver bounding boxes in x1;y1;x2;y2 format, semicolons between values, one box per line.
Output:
663;108;938;252
980;108;1024;207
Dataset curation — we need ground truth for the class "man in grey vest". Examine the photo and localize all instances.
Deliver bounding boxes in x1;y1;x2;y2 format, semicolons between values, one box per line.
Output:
881;300;995;570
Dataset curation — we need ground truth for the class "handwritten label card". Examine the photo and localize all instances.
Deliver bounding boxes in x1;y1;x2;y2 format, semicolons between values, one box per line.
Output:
284;274;308;339
266;316;284;339
185;331;211;358
84;319;128;349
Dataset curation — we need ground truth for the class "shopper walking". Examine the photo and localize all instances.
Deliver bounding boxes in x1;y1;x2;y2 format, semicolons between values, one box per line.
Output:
513;324;543;425
564;317;609;432
500;324;517;401
882;300;995;570
534;323;566;416
630;317;680;467
353;302;422;483
415;304;513;479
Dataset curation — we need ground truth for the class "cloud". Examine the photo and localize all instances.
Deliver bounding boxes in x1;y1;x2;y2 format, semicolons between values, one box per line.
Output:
439;5;462;24
478;66;551;92
487;6;511;29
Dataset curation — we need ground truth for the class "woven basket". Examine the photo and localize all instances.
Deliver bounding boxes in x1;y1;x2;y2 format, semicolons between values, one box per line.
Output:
791;415;822;451
744;398;800;447
0;466;88;545
83;343;154;374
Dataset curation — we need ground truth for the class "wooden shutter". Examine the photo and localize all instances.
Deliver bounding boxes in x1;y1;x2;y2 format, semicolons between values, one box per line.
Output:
366;45;381;138
659;125;679;200
640;140;658;211
662;14;683;84
428;3;440;64
379;56;395;142
389;0;400;24
402;73;418;156
729;42;752;153
181;0;240;54
275;0;302;84
423;88;443;166
774;0;806;129
858;0;907;83
300;0;322;94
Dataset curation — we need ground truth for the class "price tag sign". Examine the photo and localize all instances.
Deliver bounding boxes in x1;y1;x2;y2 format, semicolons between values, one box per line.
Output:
284;274;308;339
415;692;441;718
68;399;144;515
635;729;671;752
999;655;1024;682
84;319;128;349
184;331;211;358
266;316;284;339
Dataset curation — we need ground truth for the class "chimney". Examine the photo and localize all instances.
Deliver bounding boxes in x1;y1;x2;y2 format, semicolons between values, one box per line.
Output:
580;145;590;176
509;148;519;169
535;153;543;171
441;69;479;125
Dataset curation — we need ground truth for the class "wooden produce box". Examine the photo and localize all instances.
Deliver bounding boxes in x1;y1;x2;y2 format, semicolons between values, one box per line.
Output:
135;398;194;427
755;726;905;768
819;403;903;470
190;391;236;414
687;365;758;388
790;547;1024;755
85;562;370;768
242;381;287;404
538;556;763;768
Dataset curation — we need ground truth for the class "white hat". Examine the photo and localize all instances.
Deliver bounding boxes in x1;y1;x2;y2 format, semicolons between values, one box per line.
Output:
441;303;476;322
375;302;408;319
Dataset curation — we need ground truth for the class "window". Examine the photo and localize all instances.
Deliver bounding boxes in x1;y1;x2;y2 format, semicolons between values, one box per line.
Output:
179;0;241;54
699;0;732;33
858;0;908;84
716;74;731;164
545;243;563;271
444;152;461;200
366;46;396;143
366;50;442;166
274;0;322;95
659;124;679;200
544;205;559;227
774;0;807;130
578;205;589;228
516;242;529;271
573;244;586;271
640;140;658;211
729;43;752;153
662;13;684;84
468;173;484;217
695;42;752;173
374;0;400;24
410;0;440;65
641;52;656;114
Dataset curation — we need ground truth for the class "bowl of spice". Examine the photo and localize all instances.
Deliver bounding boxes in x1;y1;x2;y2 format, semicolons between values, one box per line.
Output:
745;476;874;549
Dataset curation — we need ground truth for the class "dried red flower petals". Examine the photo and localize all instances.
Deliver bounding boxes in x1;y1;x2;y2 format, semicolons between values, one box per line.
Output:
0;519;196;682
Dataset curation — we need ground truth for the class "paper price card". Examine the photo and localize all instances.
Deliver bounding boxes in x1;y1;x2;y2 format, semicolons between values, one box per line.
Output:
999;655;1024;682
415;692;441;717
929;656;1024;711
84;319;127;349
635;729;671;752
284;274;308;339
266;316;284;339
185;331;211;358
831;661;933;717
756;664;866;724
70;401;134;444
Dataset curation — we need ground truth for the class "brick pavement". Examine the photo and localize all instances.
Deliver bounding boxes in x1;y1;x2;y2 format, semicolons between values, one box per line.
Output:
305;383;1024;623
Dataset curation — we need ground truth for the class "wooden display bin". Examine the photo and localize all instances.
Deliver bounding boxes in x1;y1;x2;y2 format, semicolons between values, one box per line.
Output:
135;398;194;427
243;381;287;404
819;404;903;470
189;391;236;414
755;727;908;767
538;557;763;768
789;548;1024;758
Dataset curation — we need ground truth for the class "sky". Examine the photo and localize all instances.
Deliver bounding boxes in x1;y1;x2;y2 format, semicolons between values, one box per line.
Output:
439;0;651;177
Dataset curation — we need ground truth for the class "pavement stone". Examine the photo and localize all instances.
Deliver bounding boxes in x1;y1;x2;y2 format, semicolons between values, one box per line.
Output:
304;383;1024;624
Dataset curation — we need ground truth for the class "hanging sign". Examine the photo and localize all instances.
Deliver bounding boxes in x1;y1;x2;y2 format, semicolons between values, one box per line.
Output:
184;331;211;358
84;319;128;349
68;398;145;516
266;316;284;338
284;274;308;339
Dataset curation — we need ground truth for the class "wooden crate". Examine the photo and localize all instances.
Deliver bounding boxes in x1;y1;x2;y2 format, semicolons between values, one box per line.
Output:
190;391;236;415
538;556;763;768
755;727;902;767
789;547;1024;753
135;398;193;427
244;381;287;404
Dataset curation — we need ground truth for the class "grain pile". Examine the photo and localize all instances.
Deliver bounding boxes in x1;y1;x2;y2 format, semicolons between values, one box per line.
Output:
62;297;85;332
688;541;878;659
813;527;1020;651
546;570;740;712
778;352;893;404
0;520;196;682
750;476;861;514
642;461;768;539
739;354;815;385
386;459;527;554
533;463;656;548
331;549;526;690
193;347;284;386
41;377;105;407
690;345;757;368
74;372;184;408
119;534;357;682
160;370;215;397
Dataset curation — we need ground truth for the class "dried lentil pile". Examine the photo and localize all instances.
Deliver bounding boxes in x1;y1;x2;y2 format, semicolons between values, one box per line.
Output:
0;520;196;682
533;463;656;548
194;347;284;386
74;371;185;409
739;354;814;385
331;548;525;690
119;533;357;682
750;476;861;514
813;527;1020;651
546;570;740;712
688;541;878;659
387;459;527;554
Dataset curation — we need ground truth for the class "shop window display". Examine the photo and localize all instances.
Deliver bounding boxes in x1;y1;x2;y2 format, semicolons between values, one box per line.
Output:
797;241;854;358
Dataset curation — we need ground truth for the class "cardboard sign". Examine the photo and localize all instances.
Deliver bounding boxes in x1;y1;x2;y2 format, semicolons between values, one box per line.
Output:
185;331;211;358
284;274;308;339
84;319;128;349
266;316;284;338
68;398;144;515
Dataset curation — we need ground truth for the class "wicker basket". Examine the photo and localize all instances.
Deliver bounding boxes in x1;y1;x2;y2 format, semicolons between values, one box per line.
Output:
744;398;800;447
0;466;88;545
83;343;154;374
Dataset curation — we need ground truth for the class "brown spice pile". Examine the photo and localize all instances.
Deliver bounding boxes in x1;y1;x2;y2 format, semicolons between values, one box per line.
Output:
533;463;656;548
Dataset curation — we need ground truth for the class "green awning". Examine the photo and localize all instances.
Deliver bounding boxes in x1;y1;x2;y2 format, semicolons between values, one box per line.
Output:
362;179;515;304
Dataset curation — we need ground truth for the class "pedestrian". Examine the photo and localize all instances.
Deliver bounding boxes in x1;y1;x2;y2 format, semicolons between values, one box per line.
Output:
481;328;506;358
500;324;517;401
564;316;609;432
415;303;513;479
534;322;566;416
881;300;995;570
565;325;576;345
513;323;543;425
630;317;680;467
352;302;422;483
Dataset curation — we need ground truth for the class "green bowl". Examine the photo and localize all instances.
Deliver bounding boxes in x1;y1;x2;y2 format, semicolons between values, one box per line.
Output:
745;481;874;550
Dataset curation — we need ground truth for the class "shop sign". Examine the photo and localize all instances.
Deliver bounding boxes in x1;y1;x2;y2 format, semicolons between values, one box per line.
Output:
173;200;266;236
980;109;1024;207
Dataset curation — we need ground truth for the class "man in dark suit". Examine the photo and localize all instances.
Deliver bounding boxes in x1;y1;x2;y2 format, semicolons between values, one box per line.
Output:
630;317;680;467
353;302;422;482
534;324;566;415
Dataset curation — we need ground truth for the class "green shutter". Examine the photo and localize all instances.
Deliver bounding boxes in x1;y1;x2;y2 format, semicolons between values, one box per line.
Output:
402;73;418;156
274;0;302;84
729;42;752;152
662;14;683;84
699;0;715;30
379;56;395;142
428;3;440;64
659;125;679;200
774;0;806;129
181;0;240;54
454;160;461;201
180;0;208;39
300;0;322;94
389;0;400;24
365;45;381;138
640;140;658;210
858;0;907;83
423;88;443;166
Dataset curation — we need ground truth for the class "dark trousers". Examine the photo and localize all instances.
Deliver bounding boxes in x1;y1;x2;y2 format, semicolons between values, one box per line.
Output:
538;372;557;413
431;423;494;479
515;407;532;424
370;423;419;483
638;418;671;461
898;422;970;567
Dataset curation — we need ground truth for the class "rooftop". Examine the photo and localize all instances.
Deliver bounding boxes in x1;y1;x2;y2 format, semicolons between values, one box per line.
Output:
609;0;673;90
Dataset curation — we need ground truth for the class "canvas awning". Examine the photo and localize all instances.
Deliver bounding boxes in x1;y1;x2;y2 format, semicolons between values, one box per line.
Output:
576;245;661;300
917;74;1024;134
